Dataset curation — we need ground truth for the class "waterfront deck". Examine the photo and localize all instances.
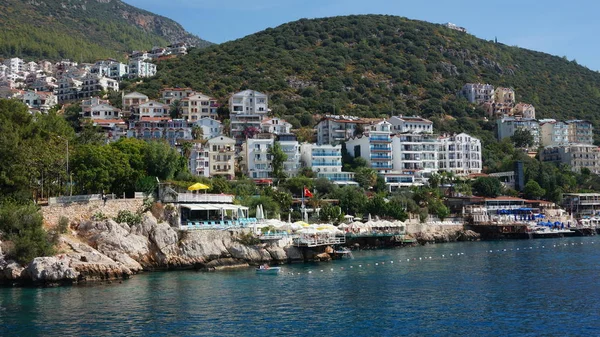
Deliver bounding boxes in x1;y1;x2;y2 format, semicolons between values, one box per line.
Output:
293;236;346;247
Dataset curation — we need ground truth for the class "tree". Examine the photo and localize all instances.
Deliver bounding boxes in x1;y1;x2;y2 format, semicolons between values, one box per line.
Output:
354;167;377;189
144;140;183;180
319;203;343;223
511;128;534;148
268;142;288;181
523;180;546;200
296;127;314;143
192;125;203;140
353;124;365;137
472;177;502;197
331;186;368;215
71;144;134;195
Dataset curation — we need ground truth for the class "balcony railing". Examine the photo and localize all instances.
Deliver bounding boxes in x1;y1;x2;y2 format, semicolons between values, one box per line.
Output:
176;193;234;203
312;152;340;157
312;162;340;166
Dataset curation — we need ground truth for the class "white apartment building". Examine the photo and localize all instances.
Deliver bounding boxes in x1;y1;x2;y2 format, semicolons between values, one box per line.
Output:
438;133;482;176
22;91;57;113
189;143;210;177
316;115;374;145
161;87;196;105
81;103;121;120
541;144;600;174
300;143;355;184
496;117;540;147
261;117;292;135
56;77;83;102
229;90;268;114
80;74;119;99
444;22;467;33
242;135;301;179
30;76;57;92
539;119;569;147
180;93;219;121
461;83;494;104
389;115;433;134
91;60;128;79
229;90;269;141
391;133;439;178
4;58;24;74
122;92;149;113
243;137;274;179
128;59;157;78
207;136;236;180
277;134;301;177
195;117;223;140
566;120;594;145
345;120;394;174
138;100;170;119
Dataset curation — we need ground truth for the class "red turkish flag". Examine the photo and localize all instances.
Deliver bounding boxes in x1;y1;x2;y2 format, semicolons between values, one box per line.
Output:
304;187;313;198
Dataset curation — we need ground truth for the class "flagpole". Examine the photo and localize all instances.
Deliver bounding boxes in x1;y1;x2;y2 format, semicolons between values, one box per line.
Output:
302;185;306;222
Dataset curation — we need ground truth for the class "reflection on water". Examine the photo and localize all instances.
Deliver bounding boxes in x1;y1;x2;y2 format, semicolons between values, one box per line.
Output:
1;238;599;336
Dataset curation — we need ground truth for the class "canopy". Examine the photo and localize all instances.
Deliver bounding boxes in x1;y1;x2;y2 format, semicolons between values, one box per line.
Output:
181;203;248;211
188;183;211;191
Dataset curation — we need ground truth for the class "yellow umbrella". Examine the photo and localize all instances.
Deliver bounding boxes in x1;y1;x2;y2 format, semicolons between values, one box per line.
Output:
188;182;211;192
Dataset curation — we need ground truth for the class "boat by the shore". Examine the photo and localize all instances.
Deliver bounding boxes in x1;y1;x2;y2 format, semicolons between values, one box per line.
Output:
528;226;575;239
255;266;281;275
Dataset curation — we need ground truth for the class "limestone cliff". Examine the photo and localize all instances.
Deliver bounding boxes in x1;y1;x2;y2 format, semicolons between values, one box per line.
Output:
0;213;303;285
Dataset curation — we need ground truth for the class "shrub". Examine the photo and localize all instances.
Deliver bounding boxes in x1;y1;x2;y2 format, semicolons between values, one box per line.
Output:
57;216;70;234
0;202;55;265
236;231;261;246
114;210;142;227
92;211;108;221
150;202;165;221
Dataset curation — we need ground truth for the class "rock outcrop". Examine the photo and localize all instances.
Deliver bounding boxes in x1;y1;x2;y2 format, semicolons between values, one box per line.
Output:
1;213;305;285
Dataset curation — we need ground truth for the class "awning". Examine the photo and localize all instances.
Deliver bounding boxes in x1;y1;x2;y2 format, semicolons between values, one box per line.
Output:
180;204;249;211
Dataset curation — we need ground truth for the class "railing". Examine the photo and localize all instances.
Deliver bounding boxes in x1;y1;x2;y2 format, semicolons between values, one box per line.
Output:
312;152;340;157
312;162;340;166
176;193;234;203
179;218;258;230
293;236;346;247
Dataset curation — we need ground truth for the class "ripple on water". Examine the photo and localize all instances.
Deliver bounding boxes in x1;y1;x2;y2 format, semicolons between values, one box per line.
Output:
1;237;599;336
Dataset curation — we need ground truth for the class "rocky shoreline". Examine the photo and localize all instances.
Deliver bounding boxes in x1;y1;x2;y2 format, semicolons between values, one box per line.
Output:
0;213;479;287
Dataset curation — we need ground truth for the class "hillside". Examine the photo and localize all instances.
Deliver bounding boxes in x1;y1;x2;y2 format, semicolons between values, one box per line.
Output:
0;0;212;61
134;15;600;138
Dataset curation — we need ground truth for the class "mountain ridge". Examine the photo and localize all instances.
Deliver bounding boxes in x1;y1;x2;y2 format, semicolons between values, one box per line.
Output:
132;14;600;128
0;0;212;61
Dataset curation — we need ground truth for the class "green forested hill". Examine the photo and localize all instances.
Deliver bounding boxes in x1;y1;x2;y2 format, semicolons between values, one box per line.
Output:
136;15;600;126
0;0;212;62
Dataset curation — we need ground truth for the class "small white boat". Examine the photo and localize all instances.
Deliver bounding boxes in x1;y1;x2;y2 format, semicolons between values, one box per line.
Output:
255;265;281;275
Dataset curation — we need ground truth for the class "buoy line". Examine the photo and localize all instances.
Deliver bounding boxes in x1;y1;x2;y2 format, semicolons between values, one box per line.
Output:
283;240;596;276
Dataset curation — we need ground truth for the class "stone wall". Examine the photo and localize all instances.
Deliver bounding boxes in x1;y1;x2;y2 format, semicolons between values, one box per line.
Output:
41;199;144;228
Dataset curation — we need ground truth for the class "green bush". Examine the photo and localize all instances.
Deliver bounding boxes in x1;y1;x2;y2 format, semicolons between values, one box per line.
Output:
114;210;142;227
0;202;55;265
236;231;261;246
92;211;108;221
57;216;70;234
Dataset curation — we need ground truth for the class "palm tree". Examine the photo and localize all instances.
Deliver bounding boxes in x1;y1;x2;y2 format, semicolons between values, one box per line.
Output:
192;125;203;141
180;141;193;160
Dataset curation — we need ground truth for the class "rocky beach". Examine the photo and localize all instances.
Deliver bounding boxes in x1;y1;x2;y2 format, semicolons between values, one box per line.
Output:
0;210;480;287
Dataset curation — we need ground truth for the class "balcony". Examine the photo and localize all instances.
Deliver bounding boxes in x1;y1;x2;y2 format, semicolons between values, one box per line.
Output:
312;152;340;157
312;162;340;167
370;136;391;142
176;193;234;203
371;155;391;160
370;146;391;152
372;164;393;169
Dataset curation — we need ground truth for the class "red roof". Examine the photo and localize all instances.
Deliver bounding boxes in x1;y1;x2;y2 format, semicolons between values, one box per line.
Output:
484;196;526;202
93;119;126;125
140;117;171;122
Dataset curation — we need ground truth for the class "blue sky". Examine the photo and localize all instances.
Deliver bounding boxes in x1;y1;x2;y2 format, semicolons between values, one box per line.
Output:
124;0;600;71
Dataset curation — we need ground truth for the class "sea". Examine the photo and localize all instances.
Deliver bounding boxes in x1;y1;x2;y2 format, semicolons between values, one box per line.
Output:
1;237;599;337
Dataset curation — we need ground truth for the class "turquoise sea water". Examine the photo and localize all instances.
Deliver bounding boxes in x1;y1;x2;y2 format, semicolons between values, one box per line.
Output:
1;237;599;337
